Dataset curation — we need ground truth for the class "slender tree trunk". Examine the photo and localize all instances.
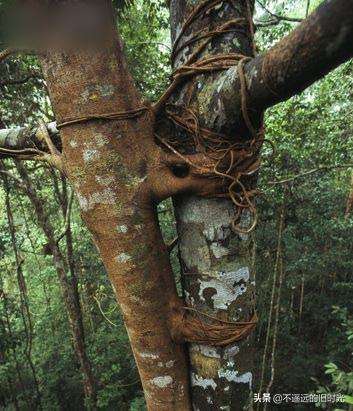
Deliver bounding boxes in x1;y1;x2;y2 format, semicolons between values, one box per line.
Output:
1;289;32;409
345;171;353;218
0;312;20;410
15;162;98;409
4;182;42;409
19;198;56;334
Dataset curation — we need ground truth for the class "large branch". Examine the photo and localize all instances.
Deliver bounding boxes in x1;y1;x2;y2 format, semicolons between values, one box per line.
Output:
0;122;64;170
201;0;353;130
248;0;353;110
0;122;58;151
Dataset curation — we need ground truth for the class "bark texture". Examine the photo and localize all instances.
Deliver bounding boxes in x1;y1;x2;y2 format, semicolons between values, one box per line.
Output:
0;122;58;151
37;1;194;409
169;1;258;409
200;0;353;130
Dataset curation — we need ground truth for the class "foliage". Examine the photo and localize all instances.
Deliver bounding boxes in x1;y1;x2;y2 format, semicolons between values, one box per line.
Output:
313;307;353;410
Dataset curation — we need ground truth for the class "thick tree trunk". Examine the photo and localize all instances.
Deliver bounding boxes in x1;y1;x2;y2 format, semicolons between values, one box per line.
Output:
36;1;193;409
169;1;258;409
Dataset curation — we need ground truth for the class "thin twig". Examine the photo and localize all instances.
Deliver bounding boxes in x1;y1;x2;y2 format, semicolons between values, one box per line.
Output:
56;189;74;244
268;164;353;185
255;0;303;24
93;295;117;327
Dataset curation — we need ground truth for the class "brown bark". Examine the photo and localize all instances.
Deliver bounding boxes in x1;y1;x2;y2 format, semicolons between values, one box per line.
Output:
37;2;190;409
202;0;353;130
14;161;98;409
246;0;353;111
34;0;225;407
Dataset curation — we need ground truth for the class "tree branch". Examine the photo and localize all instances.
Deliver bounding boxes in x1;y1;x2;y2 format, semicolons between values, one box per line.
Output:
255;0;303;25
247;0;353;110
0;71;42;87
209;0;353;129
0;122;64;171
0;122;59;151
268;164;353;185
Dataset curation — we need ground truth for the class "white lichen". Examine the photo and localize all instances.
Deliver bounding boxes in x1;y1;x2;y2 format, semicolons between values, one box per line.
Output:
140;352;159;360
78;189;116;211
116;225;128;234
190;344;221;359
95;175;114;186
157;360;175;368
151;375;173;388
76;193;88;210
219;267;250;284
191;373;217;390
83;148;99;163
94;133;109;147
218;362;253;389
116;253;132;263
198;273;248;309
224;345;240;359
210;243;230;259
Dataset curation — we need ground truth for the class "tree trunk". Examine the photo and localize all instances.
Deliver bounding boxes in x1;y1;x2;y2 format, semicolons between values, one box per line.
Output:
0;287;32;409
15;162;98;409
37;1;193;409
169;1;258;409
4;182;42;409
